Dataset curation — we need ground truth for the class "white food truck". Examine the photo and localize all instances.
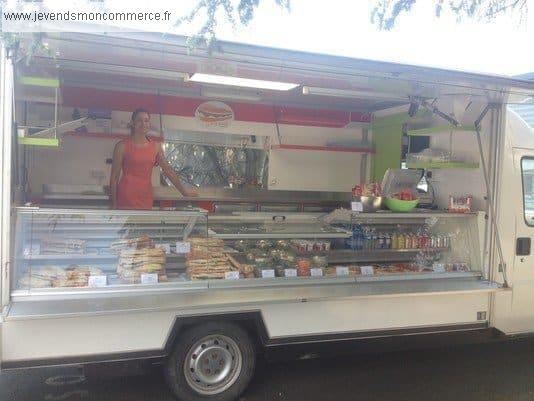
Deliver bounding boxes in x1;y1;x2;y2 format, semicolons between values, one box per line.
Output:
1;31;534;401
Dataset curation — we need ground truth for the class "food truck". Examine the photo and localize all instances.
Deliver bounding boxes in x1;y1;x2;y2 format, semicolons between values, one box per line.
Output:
1;31;534;401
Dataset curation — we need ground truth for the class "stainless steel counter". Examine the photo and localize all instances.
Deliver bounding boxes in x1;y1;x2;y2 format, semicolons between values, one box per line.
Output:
37;186;351;204
7;277;500;320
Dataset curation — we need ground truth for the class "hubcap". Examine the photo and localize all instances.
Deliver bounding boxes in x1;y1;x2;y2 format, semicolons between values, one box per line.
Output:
183;335;242;395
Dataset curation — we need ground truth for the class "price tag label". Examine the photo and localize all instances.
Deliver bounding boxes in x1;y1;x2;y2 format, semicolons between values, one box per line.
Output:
284;268;297;277
261;269;275;278
175;241;191;254
224;271;240;280
88;275;107;288
360;265;374;276
336;266;349;276
156;243;171;254
351;201;363;212
310;268;323;277
141;273;159;285
432;263;446;273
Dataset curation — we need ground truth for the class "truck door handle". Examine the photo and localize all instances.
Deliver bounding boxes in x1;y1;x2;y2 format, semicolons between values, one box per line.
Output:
516;237;531;256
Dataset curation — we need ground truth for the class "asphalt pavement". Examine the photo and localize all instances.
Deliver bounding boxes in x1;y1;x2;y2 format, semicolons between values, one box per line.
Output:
3;338;534;401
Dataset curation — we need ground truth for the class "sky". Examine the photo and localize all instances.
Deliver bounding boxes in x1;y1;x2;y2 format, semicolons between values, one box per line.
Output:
4;0;533;76
172;0;533;77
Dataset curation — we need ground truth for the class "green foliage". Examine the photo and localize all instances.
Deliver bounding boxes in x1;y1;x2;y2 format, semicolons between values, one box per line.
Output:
371;0;528;30
175;0;290;50
0;2;52;64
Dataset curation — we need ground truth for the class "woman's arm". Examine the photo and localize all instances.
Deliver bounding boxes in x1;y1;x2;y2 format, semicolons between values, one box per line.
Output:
110;141;125;208
157;144;198;197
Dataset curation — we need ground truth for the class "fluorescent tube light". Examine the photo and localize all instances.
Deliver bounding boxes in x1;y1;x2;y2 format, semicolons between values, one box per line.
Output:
302;86;407;101
187;73;299;91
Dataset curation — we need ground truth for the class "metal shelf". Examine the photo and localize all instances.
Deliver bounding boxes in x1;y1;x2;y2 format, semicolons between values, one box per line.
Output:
29;233;188;240
20;253;186;261
328;248;449;263
349;212;477;219
210;232;350;239
29;224;192;231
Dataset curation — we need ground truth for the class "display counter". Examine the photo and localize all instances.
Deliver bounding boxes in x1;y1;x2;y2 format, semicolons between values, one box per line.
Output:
35;187;349;212
12;207;486;297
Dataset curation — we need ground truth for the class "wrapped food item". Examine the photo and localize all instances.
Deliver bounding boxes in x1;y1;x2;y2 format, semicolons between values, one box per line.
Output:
53;265;104;287
292;240;308;254
227;254;255;278
232;240;251;252
187;238;225;260
275;240;291;250
186;257;236;280
448;195;472;213
279;249;297;263
246;248;268;262
443;263;471;272
18;274;54;288
18;265;66;288
110;235;154;254
256;240;274;250
269;248;284;261
274;265;286;277
324;265;361;277
311;255;328;268
41;238;86;254
297;258;311;277
117;248;166;283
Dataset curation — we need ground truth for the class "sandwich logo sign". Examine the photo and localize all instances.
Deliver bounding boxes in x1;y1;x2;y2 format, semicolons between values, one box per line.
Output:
195;101;234;128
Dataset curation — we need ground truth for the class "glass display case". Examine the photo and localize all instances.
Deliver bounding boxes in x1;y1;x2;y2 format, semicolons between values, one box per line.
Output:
13;208;209;291
12;208;484;293
208;212;483;281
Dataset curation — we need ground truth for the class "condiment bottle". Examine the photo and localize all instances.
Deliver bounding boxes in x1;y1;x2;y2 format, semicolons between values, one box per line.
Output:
398;232;406;249
391;232;398;249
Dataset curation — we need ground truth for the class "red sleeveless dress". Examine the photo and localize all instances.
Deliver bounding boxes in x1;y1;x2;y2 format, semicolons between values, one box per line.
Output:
117;138;159;210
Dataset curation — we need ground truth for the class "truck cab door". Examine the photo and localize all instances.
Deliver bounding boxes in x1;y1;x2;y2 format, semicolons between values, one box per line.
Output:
492;143;534;334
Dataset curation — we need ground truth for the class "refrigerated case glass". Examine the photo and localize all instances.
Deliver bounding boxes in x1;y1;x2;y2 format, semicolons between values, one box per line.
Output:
13;208;208;291
12;208;485;293
207;212;483;281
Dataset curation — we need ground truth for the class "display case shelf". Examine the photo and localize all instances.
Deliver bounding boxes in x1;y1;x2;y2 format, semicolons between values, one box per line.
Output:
20;253;187;261
209;231;350;239
328;247;449;263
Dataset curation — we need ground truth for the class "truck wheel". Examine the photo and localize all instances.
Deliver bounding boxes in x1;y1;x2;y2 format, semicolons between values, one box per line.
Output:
164;322;256;401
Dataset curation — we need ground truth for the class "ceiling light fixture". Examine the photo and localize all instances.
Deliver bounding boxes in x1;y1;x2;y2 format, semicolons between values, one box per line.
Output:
186;73;299;91
200;88;262;102
302;86;408;101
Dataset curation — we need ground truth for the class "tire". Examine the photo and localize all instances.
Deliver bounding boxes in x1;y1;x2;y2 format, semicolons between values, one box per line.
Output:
164;322;256;401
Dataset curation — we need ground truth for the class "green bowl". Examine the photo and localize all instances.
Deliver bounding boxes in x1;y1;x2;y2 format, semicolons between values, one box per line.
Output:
384;197;419;212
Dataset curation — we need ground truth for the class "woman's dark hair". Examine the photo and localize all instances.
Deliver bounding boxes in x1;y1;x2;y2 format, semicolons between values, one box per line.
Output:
130;108;150;134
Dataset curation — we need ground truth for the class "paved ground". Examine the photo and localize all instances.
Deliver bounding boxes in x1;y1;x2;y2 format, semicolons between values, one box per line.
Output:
4;338;534;401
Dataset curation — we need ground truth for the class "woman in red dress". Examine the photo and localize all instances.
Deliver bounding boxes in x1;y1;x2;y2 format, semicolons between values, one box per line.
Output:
110;108;197;210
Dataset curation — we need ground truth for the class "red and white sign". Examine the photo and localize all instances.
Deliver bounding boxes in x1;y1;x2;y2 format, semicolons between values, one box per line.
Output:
195;101;234;128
